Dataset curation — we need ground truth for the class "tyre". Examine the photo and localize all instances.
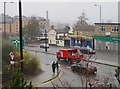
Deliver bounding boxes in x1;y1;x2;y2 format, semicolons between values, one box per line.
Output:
71;66;75;71
57;58;60;61
65;58;69;62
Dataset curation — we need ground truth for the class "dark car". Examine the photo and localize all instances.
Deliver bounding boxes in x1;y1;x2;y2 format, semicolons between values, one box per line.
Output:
40;43;49;48
71;61;97;74
79;48;95;54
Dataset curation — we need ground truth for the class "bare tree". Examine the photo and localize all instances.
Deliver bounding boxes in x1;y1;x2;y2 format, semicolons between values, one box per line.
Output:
76;12;88;26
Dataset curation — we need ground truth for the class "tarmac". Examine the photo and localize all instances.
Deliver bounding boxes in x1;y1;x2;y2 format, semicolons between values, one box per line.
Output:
27;63;61;87
26;44;119;87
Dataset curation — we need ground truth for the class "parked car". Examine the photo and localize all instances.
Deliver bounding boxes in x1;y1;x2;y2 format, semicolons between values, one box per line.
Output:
71;61;97;74
79;47;95;54
56;48;84;63
40;43;49;48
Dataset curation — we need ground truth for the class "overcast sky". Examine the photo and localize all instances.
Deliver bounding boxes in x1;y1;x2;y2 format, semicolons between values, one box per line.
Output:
0;0;119;25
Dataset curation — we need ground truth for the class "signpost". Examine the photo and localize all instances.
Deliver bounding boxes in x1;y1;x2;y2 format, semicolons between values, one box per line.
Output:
10;37;25;48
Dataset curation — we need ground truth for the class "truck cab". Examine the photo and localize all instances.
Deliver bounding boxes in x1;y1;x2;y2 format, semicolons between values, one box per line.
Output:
56;48;84;63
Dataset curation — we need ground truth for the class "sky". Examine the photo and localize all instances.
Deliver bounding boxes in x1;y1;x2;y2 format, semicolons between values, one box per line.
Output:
0;0;119;25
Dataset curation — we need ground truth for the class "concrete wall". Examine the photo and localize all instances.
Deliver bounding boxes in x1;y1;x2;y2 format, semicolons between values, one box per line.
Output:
56;40;64;46
48;29;56;45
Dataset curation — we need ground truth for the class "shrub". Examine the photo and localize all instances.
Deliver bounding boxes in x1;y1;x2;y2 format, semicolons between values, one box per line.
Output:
2;39;18;64
16;51;41;75
2;39;18;85
2;70;32;89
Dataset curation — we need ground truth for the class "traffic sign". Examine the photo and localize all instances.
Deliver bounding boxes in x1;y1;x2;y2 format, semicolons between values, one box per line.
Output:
10;37;25;48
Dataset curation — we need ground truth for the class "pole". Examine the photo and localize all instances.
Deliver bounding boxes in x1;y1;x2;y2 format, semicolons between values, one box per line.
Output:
4;2;6;39
100;5;101;23
45;29;47;52
93;38;95;50
19;0;23;72
99;5;101;50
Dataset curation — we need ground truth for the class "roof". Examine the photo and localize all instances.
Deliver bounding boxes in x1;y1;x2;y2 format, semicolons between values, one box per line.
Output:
48;28;69;34
73;25;95;31
60;48;78;51
48;25;70;33
94;23;120;25
55;27;70;33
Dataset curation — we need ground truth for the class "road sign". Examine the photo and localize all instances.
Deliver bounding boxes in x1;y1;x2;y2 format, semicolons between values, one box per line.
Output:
10;37;25;48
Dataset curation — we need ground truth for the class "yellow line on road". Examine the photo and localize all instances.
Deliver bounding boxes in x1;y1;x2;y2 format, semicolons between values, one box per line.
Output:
33;70;63;87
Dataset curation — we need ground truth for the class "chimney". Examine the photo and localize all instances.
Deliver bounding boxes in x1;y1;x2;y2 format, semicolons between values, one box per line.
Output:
46;11;48;20
51;25;54;29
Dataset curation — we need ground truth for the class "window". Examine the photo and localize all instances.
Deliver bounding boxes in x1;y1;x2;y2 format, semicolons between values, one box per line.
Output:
99;26;105;32
111;26;118;32
74;31;77;34
50;40;51;44
56;41;59;44
59;36;63;40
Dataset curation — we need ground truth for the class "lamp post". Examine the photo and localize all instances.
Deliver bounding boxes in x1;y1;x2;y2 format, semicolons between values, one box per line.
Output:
4;2;6;39
94;4;102;50
94;4;101;23
3;2;14;39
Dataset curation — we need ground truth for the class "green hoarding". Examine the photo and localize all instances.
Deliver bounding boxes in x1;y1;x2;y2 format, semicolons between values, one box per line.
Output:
10;37;25;48
94;35;120;42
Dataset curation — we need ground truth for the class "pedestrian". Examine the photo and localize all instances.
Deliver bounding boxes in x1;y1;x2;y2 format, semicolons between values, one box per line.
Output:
56;61;60;73
8;52;17;69
52;61;56;74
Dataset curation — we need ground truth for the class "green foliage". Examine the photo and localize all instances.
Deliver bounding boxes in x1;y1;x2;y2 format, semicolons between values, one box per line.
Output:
2;70;32;89
2;65;14;83
2;40;41;86
26;16;39;38
115;66;120;83
2;39;18;64
16;51;40;75
2;39;19;85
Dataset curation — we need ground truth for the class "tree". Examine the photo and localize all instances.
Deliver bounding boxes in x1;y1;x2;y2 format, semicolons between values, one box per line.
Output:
76;12;88;25
115;66;120;84
26;16;39;39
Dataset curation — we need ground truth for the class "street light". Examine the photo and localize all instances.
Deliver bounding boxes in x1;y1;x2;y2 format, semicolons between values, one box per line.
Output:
94;4;102;50
4;2;14;39
94;4;101;23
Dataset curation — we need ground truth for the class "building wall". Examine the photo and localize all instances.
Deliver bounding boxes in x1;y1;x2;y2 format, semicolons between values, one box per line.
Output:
56;40;64;46
2;23;11;33
56;33;68;46
39;20;47;29
12;19;28;35
48;29;56;45
2;17;29;35
57;33;67;39
95;24;119;37
94;23;119;51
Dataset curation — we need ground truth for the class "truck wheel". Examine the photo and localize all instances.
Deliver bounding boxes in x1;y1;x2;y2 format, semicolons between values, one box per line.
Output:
69;60;73;64
65;58;69;62
71;67;75;71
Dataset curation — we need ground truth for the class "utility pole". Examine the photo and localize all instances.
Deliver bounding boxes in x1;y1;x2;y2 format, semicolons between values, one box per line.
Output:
93;38;95;50
45;29;47;52
19;0;23;72
4;2;6;39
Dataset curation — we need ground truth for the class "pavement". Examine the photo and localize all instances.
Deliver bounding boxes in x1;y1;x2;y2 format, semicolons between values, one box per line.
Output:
27;63;61;87
25;44;119;87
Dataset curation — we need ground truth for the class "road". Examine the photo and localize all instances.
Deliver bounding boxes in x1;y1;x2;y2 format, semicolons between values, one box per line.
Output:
26;45;119;87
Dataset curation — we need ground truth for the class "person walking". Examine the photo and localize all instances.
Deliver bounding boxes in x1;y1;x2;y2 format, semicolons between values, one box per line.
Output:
52;61;56;74
56;61;60;73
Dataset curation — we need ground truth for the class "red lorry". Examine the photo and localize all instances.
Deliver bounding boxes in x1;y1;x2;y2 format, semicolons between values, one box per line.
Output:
56;48;84;63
